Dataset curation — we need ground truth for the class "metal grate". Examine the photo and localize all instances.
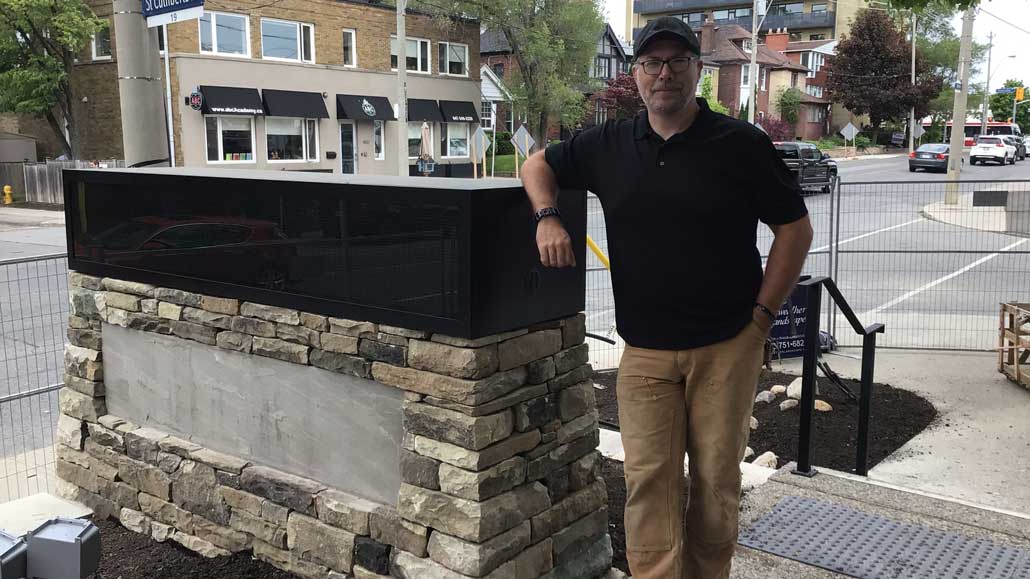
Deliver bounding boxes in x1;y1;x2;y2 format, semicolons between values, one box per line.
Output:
740;496;1030;579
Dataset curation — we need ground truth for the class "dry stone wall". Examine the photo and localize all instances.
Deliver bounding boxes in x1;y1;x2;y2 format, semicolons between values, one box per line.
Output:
58;272;611;578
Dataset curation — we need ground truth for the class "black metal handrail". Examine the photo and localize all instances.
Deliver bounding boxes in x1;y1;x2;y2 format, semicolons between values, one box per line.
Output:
792;276;885;478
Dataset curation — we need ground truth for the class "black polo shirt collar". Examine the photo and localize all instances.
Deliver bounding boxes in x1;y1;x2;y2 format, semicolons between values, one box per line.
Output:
633;97;716;142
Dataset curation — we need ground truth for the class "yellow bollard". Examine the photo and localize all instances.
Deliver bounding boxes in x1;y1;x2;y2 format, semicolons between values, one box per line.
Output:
2;185;12;205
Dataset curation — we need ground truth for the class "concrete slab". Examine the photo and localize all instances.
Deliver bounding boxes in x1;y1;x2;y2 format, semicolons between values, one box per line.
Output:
0;207;64;228
771;350;1030;515
0;493;92;537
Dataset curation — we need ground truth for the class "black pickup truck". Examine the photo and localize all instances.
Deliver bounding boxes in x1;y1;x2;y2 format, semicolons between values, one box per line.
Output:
773;141;838;194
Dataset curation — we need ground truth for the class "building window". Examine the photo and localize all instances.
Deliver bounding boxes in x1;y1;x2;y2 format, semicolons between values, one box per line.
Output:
789;32;803;41
391;37;430;73
742;39;753;54
506;112;514;134
438;42;469;76
595;101;607;125
810;33;826;40
770;2;804;14
481;101;494;130
342;29;356;67
492;63;504;78
408;122;432;158
761;68;767;91
714;8;750;21
200;12;250;57
811;3;827;11
205;116;255;163
374;120;385;160
791;72;799;87
741;64;750;87
759;111;766;120
594;56;611;79
805;84;824;98
92;25;112;60
157;26;165;55
440;123;469;158
679;12;704;25
801;52;824;77
266;118;318;162
261;19;314;63
807;106;827;123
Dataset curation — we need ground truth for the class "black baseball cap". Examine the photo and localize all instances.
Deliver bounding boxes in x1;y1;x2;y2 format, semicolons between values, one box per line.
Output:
635;16;701;58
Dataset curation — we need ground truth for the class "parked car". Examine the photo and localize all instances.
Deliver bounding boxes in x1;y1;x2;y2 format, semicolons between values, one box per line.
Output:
1003;135;1026;161
908;143;956;173
970;135;1016;165
773;142;838;194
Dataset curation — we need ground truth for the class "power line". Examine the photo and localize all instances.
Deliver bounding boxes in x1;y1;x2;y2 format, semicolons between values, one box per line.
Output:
977;7;1030;36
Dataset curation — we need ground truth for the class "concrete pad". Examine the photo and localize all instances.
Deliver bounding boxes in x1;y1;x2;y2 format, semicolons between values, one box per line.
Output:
771;349;1030;515
0;493;92;537
0;207;65;228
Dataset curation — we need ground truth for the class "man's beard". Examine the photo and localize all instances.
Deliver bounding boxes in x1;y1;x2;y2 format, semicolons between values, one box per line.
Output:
646;86;689;114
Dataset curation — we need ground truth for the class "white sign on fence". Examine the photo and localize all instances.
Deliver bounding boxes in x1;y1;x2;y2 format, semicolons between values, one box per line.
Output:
511;125;536;158
840;122;859;141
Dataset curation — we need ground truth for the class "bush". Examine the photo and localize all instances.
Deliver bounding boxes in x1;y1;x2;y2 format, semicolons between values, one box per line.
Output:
817;136;845;150
761;118;795;142
855;135;872;149
493;132;515;155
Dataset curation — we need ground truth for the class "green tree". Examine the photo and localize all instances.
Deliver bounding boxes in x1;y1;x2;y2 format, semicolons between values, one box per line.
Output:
777;87;802;126
0;0;104;157
988;79;1028;131
410;0;603;147
699;74;729;115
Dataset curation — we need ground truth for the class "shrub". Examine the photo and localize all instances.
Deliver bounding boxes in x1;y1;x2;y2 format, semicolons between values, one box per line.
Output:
493;132;515;155
761;118;795;142
855;135;872;149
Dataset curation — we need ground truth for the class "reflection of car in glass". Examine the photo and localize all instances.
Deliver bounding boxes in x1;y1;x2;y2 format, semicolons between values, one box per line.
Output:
78;217;295;290
908;143;956;173
773;142;838;194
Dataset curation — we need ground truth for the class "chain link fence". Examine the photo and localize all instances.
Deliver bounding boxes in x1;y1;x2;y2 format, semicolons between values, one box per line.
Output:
0;253;68;503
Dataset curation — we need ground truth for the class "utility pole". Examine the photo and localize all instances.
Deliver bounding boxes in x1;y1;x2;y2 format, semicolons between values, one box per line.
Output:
946;7;975;199
396;0;409;177
113;0;169;167
908;13;916;154
746;0;763;124
980;31;993;135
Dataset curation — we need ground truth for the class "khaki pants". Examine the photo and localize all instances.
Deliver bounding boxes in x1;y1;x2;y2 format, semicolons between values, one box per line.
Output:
617;312;768;579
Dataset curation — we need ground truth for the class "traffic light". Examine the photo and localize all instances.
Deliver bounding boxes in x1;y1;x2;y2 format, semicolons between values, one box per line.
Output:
1017;87;1025;101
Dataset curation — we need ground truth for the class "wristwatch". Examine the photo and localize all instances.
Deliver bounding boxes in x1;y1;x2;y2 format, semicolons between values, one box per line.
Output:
534;206;562;224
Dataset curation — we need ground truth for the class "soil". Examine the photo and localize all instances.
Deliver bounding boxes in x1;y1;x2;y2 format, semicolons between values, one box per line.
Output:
594;367;938;473
94;519;298;579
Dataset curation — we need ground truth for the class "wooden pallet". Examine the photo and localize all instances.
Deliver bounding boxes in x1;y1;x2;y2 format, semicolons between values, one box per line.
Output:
998;302;1030;390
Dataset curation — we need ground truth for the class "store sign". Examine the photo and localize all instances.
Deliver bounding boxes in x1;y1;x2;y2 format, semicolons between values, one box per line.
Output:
361;98;377;118
188;91;203;111
142;0;204;28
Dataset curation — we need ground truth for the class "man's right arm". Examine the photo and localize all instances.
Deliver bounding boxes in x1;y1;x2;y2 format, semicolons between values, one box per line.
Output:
522;150;576;268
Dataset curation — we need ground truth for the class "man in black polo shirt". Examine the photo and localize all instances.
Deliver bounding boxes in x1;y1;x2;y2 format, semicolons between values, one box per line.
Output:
521;16;813;579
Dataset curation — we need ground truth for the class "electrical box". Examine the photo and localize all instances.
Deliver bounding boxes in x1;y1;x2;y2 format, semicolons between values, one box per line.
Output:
26;518;100;579
0;529;27;579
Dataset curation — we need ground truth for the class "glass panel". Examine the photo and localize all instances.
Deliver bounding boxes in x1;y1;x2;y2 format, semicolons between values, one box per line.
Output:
263;20;298;60
200;14;213;52
713;10;729;20
302;24;313;62
340;123;355;174
812;4;827;11
157;26;165;52
221;117;253;161
95;27;111;57
266;118;303;161
306;119;318;161
216;14;248;55
206;117;219;161
407;39;419;71
343;31;354;65
447;123;467;157
408;123;422;158
448;44;465;75
420;40;429;72
440;123;447;156
390;37;398;69
374;121;384;159
439;43;447;73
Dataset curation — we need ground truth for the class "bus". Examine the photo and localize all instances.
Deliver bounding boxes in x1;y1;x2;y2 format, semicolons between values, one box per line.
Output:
922;120;1024;146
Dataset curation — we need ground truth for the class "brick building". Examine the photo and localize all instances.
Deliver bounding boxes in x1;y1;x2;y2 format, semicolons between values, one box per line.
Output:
783;38;836;139
76;0;481;176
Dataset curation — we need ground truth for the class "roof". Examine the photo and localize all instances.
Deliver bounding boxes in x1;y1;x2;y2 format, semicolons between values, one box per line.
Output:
480;29;510;54
799;93;830;104
480;65;513;101
707;25;809;72
601;23;629;61
785;39;838;54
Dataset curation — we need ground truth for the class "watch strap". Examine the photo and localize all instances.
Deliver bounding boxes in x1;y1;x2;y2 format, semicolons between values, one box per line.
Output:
534;206;562;223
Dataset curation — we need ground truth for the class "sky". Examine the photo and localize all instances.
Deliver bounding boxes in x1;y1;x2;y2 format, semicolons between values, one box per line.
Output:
603;0;1030;102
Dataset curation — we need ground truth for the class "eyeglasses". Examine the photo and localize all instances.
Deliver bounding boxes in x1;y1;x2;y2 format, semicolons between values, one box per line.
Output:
635;57;695;76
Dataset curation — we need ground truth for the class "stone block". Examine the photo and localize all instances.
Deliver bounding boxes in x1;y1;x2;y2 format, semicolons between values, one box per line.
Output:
124;427;168;464
171;530;232;558
69;288;100;318
70;486;119;521
531;480;607;543
527;357;557;385
102;278;156;297
124;313;174;334
56;459;99;493
411;429;541;472
241;302;300;325
103;307;128;327
56;413;86;450
141;299;158;314
157;452;183;474
372;364;528;407
329;317;378;337
158;302;183;320
151;521;174;542
569;452;602;492
67;328;102;350
182;306;233;329
155;288;203;308
540;534;612;579
316;489;378;535
189;448;250;475
562;314;586;349
288;512;356;573
310;349;370;378
90;456;119;481
551;510;609;565
59;389;105;422
65;375;104;398
558;411;598;445
231;315;277;337
354;565;392;579
230;510;287;548
252;337;309;365
69;315;92;329
71;272;103;290
120;508;150;534
254;538;292;568
118;456;172;500
220;486;265;517
97;415;125;430
262;501;290;526
242;465;326;516
438;457;526;502
398;482;550;543
98;478;140;510
171;320;219;345
425;383;549;418
400;450;440;490
514;394;559;433
171;460;229;525
428;521;532;576
404;403;513;451
139;492;193;533
430;328;528;348
559;381;595;422
56;445;90;469
409;340;499;379
64;344;103;382
158;435;202;458
527;431;600;482
370;506;429;557
289;555;332;579
104;291;141;312
201;295;240;315
194;515;253;552
498;330;563;371
354;537;392;575
277;323;321;347
544;466;571;503
548;365;593;392
300;312;329;331
554;344;589;375
87;422;124;450
374;332;408;347
216;331;253;353
320;332;359;354
360;339;407;366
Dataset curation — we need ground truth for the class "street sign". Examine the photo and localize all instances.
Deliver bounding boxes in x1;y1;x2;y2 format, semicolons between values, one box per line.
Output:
996;87;1016;94
470;127;490;163
511;125;536;158
912;124;925;139
142;0;204;28
840;122;859;141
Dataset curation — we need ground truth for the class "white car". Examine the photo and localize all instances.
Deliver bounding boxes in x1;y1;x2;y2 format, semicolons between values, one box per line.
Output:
970;136;1016;165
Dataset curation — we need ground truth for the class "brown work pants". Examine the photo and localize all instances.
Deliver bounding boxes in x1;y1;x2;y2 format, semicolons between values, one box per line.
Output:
617;312;768;579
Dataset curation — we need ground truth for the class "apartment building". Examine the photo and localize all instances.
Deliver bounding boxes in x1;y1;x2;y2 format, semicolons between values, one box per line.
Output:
76;0;481;176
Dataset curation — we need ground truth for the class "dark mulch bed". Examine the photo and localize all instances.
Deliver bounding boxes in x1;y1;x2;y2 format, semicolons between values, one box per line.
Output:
95;519;298;579
594;366;938;473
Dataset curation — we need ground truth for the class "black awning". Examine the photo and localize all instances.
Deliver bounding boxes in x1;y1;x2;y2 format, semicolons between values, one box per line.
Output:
407;99;444;123
336;95;396;121
199;86;264;116
262;89;330;119
439;100;480;124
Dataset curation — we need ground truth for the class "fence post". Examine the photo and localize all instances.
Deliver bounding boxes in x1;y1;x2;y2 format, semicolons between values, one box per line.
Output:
856;331;877;476
793;280;822;478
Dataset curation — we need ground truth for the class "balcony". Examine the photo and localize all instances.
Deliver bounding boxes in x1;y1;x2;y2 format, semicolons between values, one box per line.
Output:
635;0;735;14
733;10;837;30
635;0;836;31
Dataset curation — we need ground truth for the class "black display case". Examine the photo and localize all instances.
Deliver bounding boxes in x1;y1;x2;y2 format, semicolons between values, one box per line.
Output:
64;169;586;339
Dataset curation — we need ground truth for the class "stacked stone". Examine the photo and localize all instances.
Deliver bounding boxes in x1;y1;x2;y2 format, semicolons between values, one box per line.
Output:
56;272;611;579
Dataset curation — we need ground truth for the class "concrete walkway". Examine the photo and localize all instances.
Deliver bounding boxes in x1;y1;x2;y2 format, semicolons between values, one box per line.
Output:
773;349;1030;515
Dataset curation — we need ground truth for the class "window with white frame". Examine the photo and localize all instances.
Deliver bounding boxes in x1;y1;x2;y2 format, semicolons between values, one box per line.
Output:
342;29;356;67
742;39;753;54
391;37;430;73
408;122;432;158
92;25;111;60
761;68;767;91
791;72;799;87
811;3;827;11
438;42;468;76
205;116;255;162
261;19;314;62
506;112;514;134
741;64;751;87
807;106;826;123
595;101;607;125
200;12;249;57
266;118;318;161
440;123;469;157
594;56;611;79
805;84;824;98
374;121;385;160
481;102;494;130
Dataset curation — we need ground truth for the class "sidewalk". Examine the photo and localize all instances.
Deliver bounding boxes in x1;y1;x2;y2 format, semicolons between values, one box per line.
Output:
0;205;68;260
922;190;1013;234
0;205;65;229
830;152;906;162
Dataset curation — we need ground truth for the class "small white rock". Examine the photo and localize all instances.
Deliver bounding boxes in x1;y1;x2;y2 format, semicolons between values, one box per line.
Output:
770;385;787;395
787;377;804;399
755;390;776;404
753;451;778;469
780;399;799;411
815;400;833;412
750;416;759;430
744;446;755;460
